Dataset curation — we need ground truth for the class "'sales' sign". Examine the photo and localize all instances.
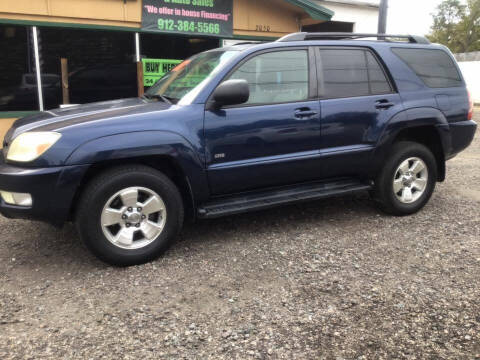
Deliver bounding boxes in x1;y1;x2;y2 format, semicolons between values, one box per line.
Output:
142;0;233;37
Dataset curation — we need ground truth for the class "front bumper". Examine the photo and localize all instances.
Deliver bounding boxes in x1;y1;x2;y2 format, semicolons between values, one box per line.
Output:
0;154;89;226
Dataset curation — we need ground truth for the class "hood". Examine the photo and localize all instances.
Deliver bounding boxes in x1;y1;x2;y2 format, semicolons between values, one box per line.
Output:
2;97;204;168
5;97;172;142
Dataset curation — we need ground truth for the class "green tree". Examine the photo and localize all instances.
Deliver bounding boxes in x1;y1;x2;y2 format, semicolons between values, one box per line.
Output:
428;0;480;53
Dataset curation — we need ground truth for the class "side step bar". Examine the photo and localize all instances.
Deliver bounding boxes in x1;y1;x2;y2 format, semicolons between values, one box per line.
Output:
197;179;372;219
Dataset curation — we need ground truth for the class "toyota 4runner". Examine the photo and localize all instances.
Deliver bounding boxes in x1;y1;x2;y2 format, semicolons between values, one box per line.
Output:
0;32;476;266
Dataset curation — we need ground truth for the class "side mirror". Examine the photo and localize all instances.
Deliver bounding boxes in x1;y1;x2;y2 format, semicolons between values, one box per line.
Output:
211;79;249;108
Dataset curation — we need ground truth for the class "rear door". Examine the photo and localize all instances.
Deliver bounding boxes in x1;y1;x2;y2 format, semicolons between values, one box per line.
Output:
204;47;321;195
315;47;403;178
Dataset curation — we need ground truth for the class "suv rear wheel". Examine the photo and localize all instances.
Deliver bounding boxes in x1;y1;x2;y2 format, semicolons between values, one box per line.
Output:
373;141;437;215
76;165;184;266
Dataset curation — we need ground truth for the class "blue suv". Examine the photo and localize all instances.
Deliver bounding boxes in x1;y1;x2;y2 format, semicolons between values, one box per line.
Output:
0;33;476;266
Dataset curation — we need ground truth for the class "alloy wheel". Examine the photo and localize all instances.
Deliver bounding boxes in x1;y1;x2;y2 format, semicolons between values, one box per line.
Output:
393;157;429;204
100;186;167;249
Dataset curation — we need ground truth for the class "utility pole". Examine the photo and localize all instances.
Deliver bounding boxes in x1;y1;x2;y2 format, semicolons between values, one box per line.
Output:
378;0;389;34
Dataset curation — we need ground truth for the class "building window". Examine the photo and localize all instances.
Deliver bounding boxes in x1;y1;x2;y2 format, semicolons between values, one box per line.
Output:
140;33;218;62
140;33;219;91
0;25;39;111
38;27;138;109
0;25;221;113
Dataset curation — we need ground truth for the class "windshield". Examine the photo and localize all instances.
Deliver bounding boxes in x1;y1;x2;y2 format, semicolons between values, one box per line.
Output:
145;50;238;104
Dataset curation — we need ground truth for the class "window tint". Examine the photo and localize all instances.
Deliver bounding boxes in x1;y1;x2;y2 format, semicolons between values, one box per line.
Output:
366;52;391;94
319;49;369;98
228;50;309;105
318;49;391;98
392;48;462;88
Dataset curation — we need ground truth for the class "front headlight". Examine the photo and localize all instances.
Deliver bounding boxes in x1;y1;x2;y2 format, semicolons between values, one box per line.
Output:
6;132;61;162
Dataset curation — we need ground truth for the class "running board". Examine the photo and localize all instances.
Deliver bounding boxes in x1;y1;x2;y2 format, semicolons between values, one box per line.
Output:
197;179;372;219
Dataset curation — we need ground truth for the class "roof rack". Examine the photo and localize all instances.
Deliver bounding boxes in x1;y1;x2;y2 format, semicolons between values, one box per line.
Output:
276;32;430;44
230;41;263;46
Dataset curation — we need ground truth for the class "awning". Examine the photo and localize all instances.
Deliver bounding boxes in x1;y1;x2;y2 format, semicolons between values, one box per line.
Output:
284;0;335;21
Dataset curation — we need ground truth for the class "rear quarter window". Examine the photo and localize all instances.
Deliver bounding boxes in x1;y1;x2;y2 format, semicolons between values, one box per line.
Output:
392;48;463;88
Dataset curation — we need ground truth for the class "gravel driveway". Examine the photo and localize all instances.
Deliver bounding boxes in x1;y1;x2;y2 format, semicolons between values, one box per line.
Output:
1;113;479;359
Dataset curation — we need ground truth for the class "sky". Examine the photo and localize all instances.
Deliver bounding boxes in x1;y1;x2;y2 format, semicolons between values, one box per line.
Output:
383;0;444;36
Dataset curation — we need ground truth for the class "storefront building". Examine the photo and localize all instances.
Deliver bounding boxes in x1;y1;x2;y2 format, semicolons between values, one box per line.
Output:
311;1;379;33
0;0;338;141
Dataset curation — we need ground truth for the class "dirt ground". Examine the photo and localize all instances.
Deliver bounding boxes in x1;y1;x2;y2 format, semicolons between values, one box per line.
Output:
0;113;479;359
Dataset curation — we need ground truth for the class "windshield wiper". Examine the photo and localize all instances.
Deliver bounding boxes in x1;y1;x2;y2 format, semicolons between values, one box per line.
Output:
142;94;172;104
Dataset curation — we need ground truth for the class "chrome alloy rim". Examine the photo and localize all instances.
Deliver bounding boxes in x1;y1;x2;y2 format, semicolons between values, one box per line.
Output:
101;187;167;250
393;157;429;204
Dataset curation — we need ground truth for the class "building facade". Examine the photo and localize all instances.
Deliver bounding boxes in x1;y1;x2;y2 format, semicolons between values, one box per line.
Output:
308;0;379;32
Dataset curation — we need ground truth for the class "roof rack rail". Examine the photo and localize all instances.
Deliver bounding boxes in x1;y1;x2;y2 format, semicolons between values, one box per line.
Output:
230;41;263;46
276;32;430;44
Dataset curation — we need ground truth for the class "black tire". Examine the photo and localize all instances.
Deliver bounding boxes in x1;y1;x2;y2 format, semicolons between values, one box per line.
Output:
76;165;184;266
373;141;437;216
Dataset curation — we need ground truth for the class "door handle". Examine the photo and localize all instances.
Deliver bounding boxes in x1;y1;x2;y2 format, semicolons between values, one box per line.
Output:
294;108;318;119
375;100;395;110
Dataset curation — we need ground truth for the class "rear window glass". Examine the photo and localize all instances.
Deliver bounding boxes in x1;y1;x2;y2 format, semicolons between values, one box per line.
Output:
392;48;462;88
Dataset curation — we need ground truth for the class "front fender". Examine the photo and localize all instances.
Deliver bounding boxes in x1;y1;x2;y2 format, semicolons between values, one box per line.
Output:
65;131;209;202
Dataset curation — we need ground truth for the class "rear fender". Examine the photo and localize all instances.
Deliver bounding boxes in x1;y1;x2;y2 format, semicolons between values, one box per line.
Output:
371;107;450;178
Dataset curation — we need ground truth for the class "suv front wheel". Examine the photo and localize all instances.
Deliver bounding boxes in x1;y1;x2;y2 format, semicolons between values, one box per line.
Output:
76;165;184;266
373;141;437;215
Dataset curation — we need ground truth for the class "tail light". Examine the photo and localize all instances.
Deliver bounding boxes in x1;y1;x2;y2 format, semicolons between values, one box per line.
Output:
468;89;474;120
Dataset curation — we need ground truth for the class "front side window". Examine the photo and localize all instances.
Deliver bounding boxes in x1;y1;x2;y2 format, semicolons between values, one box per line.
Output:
318;48;392;98
227;50;309;105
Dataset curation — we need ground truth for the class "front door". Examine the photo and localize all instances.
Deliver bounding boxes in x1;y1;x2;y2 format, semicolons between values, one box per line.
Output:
204;48;321;195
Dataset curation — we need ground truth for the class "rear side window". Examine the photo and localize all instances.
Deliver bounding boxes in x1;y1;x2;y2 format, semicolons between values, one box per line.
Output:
228;50;309;105
392;48;462;88
366;52;392;94
318;49;392;98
